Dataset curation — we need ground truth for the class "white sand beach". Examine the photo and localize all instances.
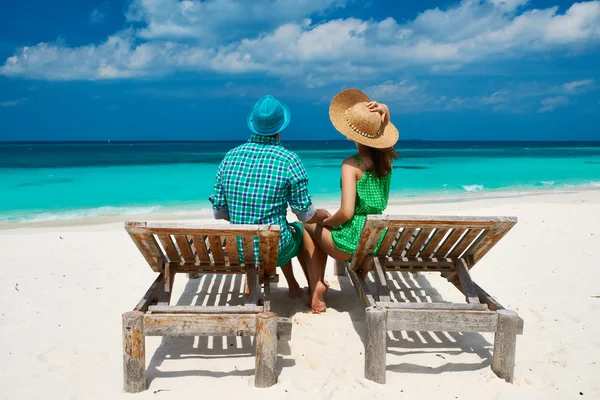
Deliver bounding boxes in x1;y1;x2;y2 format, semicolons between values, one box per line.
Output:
1;190;599;399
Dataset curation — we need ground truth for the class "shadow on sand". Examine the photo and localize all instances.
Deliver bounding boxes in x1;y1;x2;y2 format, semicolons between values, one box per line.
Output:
146;274;296;385
336;270;493;375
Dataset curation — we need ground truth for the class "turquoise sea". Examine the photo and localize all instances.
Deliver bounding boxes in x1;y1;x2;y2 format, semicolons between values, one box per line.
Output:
1;141;600;223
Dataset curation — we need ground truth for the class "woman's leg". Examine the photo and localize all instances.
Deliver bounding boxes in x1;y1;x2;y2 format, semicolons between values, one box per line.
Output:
303;223;353;262
300;227;328;313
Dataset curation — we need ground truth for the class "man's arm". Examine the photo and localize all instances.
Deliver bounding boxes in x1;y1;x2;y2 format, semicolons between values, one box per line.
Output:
208;161;230;221
287;155;329;223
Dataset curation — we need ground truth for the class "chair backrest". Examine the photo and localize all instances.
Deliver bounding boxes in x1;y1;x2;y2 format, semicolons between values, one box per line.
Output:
349;215;517;274
125;222;280;275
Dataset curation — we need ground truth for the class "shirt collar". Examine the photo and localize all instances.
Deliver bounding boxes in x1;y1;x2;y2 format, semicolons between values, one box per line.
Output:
249;134;281;146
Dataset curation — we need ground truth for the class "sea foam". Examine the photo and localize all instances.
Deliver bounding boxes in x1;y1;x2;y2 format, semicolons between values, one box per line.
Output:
461;184;484;192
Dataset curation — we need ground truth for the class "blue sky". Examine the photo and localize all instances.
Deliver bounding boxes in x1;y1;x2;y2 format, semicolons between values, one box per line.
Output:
0;0;599;141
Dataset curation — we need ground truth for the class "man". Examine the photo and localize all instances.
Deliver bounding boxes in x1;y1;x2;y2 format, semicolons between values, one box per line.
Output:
209;94;329;298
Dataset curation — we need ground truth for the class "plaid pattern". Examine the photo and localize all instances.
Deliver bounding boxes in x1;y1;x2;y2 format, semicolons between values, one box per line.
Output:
209;135;313;256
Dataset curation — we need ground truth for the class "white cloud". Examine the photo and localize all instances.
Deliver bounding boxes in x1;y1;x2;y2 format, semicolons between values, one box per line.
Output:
90;8;107;24
538;95;570;112
563;79;594;92
1;0;600;82
481;90;510;104
0;98;29;107
126;0;347;43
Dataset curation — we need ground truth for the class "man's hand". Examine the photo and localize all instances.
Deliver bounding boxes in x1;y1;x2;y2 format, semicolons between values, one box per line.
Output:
308;208;331;225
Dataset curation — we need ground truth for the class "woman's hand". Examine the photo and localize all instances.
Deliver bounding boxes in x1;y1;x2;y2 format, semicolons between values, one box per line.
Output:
366;101;390;126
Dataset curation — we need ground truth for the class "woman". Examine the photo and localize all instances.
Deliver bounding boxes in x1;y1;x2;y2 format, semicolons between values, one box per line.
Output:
302;88;399;313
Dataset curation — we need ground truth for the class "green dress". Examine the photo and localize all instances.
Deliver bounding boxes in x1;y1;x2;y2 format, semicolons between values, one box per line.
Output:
331;155;391;254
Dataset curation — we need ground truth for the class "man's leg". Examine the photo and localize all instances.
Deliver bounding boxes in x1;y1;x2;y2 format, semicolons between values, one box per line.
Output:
280;261;302;299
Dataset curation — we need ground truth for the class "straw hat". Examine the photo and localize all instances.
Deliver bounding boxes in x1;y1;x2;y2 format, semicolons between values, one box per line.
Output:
329;88;399;149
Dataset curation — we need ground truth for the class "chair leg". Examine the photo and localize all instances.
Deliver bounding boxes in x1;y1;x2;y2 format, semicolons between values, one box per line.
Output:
492;309;518;383
334;259;346;276
255;311;278;388
364;307;387;384
122;311;146;393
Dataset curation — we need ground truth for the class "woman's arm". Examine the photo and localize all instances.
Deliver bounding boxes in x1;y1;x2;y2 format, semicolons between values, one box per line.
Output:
321;161;357;227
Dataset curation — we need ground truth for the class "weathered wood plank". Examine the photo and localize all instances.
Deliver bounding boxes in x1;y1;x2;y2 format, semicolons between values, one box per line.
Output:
157;234;181;263
158;261;175;305
447;279;523;335
126;222;281;237
377;228;399;257
129;233;163;272
174;264;248;273
386;309;498;332
470;219;517;264
406;228;433;257
364;215;510;230
255;312;278;388
418;228;448;258
352;225;385;278
391;228;415;257
377;302;488;311
245;263;260;306
208;235;225;265
364;307;387;384
122;311;146;393
259;234;278;276
372;256;391;302
173;234;195;263
434;229;465;258
448;229;482;258
242;236;255;265
383;256;455;269
134;274;164;313
455;258;480;304
191;235;210;264
346;262;376;308
492;309;518;383
224;236;240;265
144;314;257;337
148;305;264;314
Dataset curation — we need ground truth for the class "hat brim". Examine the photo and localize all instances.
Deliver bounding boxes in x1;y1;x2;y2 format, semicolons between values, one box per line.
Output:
329;88;399;149
247;101;291;136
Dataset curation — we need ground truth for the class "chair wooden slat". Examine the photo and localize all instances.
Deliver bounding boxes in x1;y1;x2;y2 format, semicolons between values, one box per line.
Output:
208;235;225;264
174;234;195;264
242;236;255;265
448;229;482;258
157;234;181;263
433;229;465;258
129;233;164;272
469;220;516;264
191;235;210;264
259;234;278;276
224;236;240;265
377;228;399;257
406;228;433;257
418;229;448;258
391;228;415;257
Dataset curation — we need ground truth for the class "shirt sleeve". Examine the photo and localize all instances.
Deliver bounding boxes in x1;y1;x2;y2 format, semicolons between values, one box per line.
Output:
287;154;316;222
208;161;230;220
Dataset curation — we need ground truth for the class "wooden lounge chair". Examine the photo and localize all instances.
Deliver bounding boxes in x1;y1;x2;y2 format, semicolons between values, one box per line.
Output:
335;215;523;384
121;222;292;393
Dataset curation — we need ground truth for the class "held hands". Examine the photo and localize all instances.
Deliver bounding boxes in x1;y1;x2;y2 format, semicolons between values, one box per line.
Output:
366;101;390;126
314;209;331;226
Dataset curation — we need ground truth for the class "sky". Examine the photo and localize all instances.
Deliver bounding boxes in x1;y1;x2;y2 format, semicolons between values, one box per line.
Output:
0;0;599;141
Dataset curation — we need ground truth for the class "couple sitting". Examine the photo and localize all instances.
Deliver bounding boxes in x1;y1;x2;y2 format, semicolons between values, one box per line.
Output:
209;88;399;313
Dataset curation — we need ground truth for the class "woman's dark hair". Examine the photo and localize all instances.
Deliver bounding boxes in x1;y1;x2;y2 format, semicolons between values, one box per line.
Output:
368;146;399;178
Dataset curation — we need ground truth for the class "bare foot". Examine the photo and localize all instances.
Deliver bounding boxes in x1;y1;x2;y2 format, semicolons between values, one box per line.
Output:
311;281;327;314
288;284;302;299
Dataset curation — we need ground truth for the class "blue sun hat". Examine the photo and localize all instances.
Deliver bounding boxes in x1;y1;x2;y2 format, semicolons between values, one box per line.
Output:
247;95;291;136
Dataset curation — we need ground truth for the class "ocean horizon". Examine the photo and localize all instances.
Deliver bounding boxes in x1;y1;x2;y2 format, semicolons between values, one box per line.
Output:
1;140;600;223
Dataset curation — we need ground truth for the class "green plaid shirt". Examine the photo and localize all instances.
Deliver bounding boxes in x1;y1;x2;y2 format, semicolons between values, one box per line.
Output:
209;135;315;253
